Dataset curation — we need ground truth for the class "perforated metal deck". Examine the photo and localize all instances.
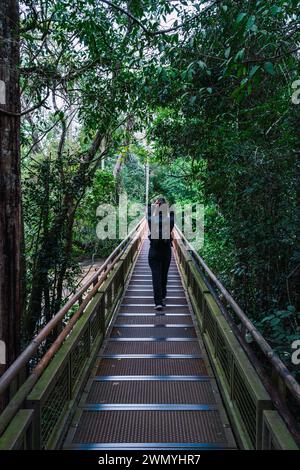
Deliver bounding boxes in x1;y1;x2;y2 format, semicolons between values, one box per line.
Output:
64;240;236;450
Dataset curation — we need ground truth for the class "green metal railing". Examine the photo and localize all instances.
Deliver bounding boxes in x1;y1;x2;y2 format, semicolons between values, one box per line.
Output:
173;226;299;450
0;219;146;450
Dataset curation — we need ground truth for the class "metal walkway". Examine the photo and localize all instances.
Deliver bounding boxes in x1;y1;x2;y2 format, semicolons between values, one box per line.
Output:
64;239;236;450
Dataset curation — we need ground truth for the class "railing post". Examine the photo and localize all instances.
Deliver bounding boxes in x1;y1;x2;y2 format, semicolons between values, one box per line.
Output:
99;295;106;336
271;366;287;401
229;356;235;401
25;400;41;450
86;322;91;358
67;355;72;401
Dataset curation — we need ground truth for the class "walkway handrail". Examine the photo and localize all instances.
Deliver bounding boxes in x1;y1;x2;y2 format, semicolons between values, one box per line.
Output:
0;218;145;397
174;225;300;405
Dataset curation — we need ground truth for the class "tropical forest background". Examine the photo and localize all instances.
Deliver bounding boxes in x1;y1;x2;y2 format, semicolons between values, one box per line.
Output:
12;0;300;379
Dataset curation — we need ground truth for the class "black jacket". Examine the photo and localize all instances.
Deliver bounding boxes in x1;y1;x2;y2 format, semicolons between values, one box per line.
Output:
147;206;174;248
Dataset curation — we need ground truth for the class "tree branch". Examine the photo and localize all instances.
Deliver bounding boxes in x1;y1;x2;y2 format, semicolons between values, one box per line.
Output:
99;0;220;36
0;88;50;116
242;47;300;64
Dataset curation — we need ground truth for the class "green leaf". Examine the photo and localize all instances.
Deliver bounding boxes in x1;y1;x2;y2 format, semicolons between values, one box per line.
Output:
264;61;276;75
270;318;281;326
236;12;247;23
287;305;296;313
198;60;207;70
270;5;282;15
234;48;245;62
225;47;231;59
246;16;256;31
186;62;196;79
249;65;260;78
261;315;275;324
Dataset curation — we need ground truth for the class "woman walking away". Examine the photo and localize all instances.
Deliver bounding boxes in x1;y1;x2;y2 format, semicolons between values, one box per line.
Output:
147;198;174;311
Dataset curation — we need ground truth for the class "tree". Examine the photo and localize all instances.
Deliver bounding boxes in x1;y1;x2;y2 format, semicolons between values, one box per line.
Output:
146;0;300;367
0;1;21;384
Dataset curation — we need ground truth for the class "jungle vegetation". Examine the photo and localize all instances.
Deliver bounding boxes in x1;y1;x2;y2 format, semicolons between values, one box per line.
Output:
0;0;299;378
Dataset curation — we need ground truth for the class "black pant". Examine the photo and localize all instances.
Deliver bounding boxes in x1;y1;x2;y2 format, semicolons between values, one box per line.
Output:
148;242;172;305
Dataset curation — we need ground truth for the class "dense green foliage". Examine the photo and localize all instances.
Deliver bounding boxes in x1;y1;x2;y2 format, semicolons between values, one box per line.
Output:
146;1;300;370
18;0;300;374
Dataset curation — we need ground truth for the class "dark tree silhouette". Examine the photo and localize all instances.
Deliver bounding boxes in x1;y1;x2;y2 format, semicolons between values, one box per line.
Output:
0;0;21;392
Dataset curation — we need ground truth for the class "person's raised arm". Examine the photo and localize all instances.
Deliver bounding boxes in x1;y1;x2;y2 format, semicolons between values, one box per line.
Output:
147;203;152;231
170;210;175;232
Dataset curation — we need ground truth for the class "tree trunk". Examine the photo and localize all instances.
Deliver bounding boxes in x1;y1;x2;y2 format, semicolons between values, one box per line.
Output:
0;1;21;388
113;115;134;203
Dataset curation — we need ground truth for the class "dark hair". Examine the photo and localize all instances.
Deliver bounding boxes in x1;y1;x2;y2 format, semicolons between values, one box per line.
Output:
155;197;166;206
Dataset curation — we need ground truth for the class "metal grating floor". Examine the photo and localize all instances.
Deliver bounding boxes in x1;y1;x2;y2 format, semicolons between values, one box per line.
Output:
122;297;188;305
103;340;202;355
96;358;208;376
110;326;197;338
72;410;227;445
86;380;217;404
115;315;193;325
119;305;190;314
64;239;237;450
